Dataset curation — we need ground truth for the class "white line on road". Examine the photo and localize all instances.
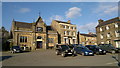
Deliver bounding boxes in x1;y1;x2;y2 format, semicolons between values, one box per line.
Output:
106;62;118;65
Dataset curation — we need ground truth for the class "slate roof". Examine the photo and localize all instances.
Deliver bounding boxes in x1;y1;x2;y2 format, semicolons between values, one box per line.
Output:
46;26;53;31
80;33;97;37
14;21;33;29
96;17;120;27
54;20;73;25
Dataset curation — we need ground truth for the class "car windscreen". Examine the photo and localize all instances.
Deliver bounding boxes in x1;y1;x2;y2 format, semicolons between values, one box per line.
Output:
77;44;83;46
108;44;115;48
95;46;100;49
12;46;20;49
61;45;69;50
83;47;90;51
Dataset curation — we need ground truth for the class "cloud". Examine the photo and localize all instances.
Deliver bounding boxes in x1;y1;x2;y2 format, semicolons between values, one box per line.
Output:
50;15;65;21
18;8;31;13
66;7;81;18
77;22;98;33
103;6;118;14
94;3;118;15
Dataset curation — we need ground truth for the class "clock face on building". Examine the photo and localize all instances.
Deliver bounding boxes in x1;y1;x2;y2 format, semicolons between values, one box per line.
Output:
37;27;43;32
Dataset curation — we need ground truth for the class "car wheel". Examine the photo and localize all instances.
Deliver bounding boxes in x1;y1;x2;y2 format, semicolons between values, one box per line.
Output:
56;51;59;55
81;53;85;56
104;53;106;55
61;53;66;57
73;51;77;56
96;52;99;55
118;50;120;53
11;51;14;54
111;51;115;54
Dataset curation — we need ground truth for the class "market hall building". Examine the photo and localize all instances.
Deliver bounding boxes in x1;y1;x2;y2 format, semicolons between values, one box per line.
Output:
11;16;58;50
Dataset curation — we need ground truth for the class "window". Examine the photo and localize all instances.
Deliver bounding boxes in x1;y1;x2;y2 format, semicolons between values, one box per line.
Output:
107;41;110;44
64;38;67;43
107;33;110;38
69;32;71;35
20;36;27;43
67;26;69;29
115;23;118;28
75;27;76;29
69;26;70;29
37;27;43;32
101;42;104;44
71;27;73;30
100;34;103;39
115;31;120;37
71;32;73;35
48;38;54;43
100;27;103;31
73;32;76;36
73;39;76;44
116;41;120;48
67;31;70;35
106;26;109;30
62;25;66;29
64;31;66;35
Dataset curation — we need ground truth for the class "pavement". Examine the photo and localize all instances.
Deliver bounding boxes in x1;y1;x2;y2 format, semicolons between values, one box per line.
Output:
1;49;119;66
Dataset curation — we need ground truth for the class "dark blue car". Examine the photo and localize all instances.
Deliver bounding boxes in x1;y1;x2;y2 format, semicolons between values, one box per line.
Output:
74;46;94;56
86;45;106;55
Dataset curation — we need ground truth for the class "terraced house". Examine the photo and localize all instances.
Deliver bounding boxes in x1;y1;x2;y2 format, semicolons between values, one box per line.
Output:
77;32;97;46
51;20;77;44
11;16;58;50
96;17;120;48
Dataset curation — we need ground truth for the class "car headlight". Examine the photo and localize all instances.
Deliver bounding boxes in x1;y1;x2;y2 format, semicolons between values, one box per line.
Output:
104;51;106;53
85;52;88;54
71;49;74;52
99;49;102;51
13;49;16;51
65;50;68;52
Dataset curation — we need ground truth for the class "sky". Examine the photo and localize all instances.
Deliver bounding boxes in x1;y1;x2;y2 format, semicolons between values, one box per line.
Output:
2;2;118;33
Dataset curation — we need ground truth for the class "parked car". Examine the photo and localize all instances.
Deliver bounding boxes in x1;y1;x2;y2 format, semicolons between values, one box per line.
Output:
10;46;22;53
98;44;120;54
69;44;83;49
21;46;31;52
74;46;94;56
85;45;106;55
55;44;76;57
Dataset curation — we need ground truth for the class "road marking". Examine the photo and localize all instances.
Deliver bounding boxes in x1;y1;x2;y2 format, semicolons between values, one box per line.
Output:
106;62;118;65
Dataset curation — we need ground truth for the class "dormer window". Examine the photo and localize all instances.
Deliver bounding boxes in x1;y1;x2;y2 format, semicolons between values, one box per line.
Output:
37;27;43;32
106;26;109;30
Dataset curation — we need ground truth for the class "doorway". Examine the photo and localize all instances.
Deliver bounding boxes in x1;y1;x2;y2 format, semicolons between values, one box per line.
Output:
68;39;71;45
37;41;42;48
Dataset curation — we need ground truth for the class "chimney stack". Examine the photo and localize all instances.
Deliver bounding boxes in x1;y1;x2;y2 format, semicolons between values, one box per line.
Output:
67;20;71;23
98;19;104;24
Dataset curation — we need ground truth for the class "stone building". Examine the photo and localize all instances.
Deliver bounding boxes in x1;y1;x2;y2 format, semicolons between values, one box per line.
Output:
11;16;58;50
51;20;77;44
77;32;97;46
96;17;120;48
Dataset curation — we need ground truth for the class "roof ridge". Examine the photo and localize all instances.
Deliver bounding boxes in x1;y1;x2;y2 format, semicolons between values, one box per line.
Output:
14;21;33;24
